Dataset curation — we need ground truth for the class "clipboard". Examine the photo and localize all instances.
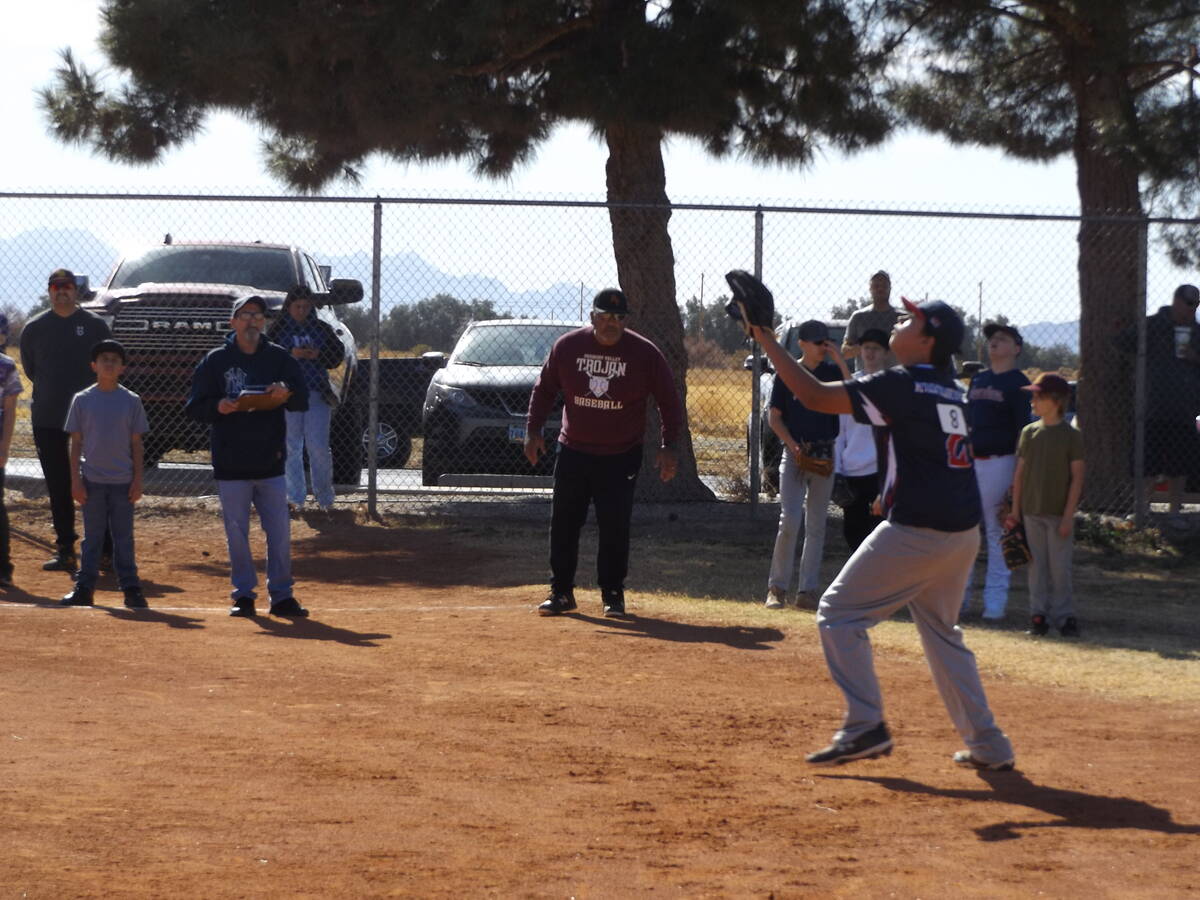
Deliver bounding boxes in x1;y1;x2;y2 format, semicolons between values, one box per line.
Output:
233;388;290;412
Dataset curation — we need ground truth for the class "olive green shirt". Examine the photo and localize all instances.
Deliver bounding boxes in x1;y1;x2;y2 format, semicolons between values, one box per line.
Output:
845;306;900;370
1016;419;1085;517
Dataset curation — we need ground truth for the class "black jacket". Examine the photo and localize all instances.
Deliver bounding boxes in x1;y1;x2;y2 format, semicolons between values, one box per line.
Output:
1117;308;1200;420
185;333;308;480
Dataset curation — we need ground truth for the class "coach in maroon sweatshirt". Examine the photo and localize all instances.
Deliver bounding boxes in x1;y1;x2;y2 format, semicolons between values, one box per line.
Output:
525;288;683;620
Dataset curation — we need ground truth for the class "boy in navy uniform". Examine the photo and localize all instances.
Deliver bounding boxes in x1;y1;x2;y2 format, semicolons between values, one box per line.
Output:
963;323;1031;620
749;298;1015;771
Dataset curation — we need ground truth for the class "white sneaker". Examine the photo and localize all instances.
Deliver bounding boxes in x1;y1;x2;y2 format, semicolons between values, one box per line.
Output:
765;587;786;609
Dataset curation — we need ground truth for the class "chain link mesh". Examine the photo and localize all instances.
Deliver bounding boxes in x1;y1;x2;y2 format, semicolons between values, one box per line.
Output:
1;191;1196;519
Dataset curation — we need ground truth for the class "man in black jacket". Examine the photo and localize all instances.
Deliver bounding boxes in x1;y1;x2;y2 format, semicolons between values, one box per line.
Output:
19;268;111;571
186;295;309;618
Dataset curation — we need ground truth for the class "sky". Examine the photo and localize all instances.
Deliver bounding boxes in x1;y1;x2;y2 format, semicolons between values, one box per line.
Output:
1;0;1189;333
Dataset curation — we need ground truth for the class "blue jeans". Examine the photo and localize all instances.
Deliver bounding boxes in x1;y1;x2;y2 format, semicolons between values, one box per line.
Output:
216;476;293;603
285;395;334;509
77;479;139;591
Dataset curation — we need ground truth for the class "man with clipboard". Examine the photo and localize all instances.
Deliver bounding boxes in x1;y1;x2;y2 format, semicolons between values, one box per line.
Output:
186;295;310;618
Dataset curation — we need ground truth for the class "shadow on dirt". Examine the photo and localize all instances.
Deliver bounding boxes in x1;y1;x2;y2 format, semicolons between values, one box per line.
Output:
820;772;1200;840
250;615;391;648
563;612;785;651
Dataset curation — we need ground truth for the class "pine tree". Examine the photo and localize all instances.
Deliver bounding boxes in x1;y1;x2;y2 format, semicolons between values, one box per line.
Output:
886;0;1200;508
41;0;891;499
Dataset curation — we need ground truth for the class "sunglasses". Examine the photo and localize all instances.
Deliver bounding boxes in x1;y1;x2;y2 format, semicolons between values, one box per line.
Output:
235;310;266;320
48;279;75;289
592;310;627;322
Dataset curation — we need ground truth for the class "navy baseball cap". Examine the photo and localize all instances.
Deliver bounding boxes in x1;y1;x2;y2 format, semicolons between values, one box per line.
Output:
797;320;830;342
983;322;1023;346
858;327;890;349
231;295;268;317
91;338;127;362
593;288;629;316
902;297;964;359
1175;284;1199;307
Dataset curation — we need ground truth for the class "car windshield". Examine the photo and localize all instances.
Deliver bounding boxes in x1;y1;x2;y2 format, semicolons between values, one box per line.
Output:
453;323;575;366
109;246;298;292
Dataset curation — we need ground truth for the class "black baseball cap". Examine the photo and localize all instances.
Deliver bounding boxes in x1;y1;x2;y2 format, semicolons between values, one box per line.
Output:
91;338;127;362
983;322;1023;346
797;320;830;342
858;328;890;349
284;284;314;307
592;288;629;316
48;268;77;286
231;295;268;317
1175;284;1199;307
902;297;964;360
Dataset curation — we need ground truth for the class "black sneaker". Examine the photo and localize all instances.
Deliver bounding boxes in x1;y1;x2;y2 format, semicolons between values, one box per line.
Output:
1058;617;1080;638
953;750;1015;771
60;587;94;607
806;722;893;766
537;592;577;616
43;551;77;573
601;588;628;618
1026;614;1049;636
123;586;148;609
270;597;309;618
229;596;256;618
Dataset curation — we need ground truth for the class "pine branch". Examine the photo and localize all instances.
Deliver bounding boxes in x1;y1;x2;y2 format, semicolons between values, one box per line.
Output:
451;14;594;77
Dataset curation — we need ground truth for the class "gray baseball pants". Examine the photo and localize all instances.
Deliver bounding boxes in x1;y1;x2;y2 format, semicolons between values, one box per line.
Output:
1023;513;1075;627
817;520;1014;765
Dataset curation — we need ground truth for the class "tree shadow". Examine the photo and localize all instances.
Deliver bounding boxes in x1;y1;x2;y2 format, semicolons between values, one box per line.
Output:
562;612;785;651
820;772;1200;841
249;614;391;648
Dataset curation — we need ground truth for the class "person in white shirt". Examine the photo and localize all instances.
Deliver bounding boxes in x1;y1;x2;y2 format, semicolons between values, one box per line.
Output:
833;329;888;551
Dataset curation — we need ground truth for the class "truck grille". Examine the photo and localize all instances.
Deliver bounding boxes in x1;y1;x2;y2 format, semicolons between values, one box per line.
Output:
112;299;238;353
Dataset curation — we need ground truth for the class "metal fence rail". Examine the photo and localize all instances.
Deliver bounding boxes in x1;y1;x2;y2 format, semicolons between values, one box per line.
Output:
0;189;1196;523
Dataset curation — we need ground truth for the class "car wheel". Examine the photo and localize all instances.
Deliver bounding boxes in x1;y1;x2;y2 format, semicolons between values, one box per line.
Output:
362;419;411;468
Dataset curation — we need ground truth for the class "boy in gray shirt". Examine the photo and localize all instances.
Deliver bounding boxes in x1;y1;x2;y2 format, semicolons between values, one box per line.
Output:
60;340;150;608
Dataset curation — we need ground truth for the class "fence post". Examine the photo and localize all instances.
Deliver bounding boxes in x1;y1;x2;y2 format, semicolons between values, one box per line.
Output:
749;207;765;516
367;199;383;518
1132;216;1149;527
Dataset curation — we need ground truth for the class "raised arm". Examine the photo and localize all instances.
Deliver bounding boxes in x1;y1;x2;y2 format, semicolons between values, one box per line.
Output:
749;325;852;415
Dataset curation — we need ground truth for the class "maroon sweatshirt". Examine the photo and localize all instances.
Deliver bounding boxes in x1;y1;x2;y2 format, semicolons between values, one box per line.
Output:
526;326;683;455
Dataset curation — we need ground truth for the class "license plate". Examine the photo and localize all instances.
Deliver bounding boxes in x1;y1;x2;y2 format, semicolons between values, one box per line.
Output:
508;424;527;443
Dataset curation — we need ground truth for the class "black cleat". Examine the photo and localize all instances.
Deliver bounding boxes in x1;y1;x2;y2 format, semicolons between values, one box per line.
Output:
601;588;628;618
269;597;309;618
537;592;577;616
806;723;893;765
229;596;256;618
1026;614;1049;636
60;587;94;607
122;586;148;609
1058;617;1080;638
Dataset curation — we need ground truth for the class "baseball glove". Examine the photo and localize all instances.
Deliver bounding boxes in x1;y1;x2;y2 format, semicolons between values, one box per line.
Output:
724;270;775;336
1000;521;1032;570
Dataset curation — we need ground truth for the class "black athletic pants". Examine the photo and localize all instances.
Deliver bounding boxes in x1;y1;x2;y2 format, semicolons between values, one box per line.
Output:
33;426;112;557
549;443;642;596
842;473;883;553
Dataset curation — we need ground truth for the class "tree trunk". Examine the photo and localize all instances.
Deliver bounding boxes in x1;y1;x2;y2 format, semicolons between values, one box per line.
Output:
1072;76;1144;512
604;121;714;501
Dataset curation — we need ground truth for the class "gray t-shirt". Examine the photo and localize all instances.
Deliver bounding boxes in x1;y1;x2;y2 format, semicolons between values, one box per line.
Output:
64;385;150;483
845;306;900;371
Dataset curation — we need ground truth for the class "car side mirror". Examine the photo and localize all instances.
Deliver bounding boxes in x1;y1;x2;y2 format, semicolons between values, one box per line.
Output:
323;279;364;305
423;351;448;369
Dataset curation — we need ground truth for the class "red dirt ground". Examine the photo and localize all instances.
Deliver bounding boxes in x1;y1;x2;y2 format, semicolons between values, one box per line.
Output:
1;502;1197;898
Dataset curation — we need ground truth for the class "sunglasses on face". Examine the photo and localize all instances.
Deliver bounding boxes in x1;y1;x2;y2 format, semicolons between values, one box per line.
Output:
49;279;75;289
235;310;266;321
593;311;626;322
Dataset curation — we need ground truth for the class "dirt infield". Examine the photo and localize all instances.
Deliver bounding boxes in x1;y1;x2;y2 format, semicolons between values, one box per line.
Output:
2;500;1197;898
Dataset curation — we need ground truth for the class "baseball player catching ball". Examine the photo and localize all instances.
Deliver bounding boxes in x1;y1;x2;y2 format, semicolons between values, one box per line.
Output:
743;288;1015;771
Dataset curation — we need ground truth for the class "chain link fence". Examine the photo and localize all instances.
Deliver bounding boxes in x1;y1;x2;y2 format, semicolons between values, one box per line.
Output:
0;190;1196;522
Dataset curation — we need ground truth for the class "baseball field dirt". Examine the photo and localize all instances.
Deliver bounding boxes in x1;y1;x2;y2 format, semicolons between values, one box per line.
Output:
2;498;1197;898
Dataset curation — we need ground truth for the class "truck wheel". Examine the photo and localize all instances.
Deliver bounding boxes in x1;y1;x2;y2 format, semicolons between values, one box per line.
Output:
362;419;411;468
330;404;364;486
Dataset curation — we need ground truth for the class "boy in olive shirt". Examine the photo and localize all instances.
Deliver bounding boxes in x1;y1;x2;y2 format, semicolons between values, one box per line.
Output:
1005;373;1085;638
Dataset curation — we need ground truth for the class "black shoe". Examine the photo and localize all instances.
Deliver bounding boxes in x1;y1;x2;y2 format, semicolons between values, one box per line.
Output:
123;586;148;609
601;588;627;618
229;596;256;617
43;551;77;572
270;597;309;618
1026;614;1049;636
1058;617;1080;638
806;722;893;766
60;587;94;607
537;592;577;616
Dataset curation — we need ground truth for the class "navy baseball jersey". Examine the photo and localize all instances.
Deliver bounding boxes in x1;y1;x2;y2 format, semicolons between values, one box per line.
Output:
966;368;1032;457
770;360;842;443
844;365;982;532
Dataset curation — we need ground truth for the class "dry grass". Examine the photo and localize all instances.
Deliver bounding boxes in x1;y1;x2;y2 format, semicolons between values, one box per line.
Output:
686;366;751;440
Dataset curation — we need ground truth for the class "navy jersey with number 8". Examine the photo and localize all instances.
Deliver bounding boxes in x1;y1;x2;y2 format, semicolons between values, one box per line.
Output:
844;365;982;532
